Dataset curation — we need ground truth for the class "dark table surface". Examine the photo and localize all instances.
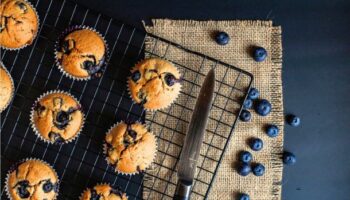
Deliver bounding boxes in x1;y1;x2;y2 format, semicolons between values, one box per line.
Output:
74;0;350;199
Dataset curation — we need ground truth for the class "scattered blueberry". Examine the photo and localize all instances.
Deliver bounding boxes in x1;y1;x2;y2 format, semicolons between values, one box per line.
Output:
253;47;267;62
255;99;272;116
250;138;263;151
283;151;297;165
42;180;53;193
248;88;259;100
239;110;251;122
266;124;279;137
215;31;230;45
239;151;252;163
164;73;176;86
243;98;253;109
252;163;265;176
287;114;301;127
238;193;250;200
131;70;141;82
237;163;251;176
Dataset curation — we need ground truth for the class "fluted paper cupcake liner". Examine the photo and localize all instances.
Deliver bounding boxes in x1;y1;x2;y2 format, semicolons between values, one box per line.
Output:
30;90;85;145
1;0;40;50
78;183;128;200
103;121;157;176
5;158;60;200
54;25;110;81
127;58;182;112
0;62;15;112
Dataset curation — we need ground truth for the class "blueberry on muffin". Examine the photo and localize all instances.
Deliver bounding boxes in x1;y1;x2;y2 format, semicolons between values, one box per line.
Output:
0;0;39;49
104;121;157;174
127;58;182;110
55;26;108;80
80;184;127;200
31;91;84;144
0;63;14;112
5;159;59;200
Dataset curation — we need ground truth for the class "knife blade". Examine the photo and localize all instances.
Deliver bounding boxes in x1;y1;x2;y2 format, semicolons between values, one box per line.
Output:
173;69;215;200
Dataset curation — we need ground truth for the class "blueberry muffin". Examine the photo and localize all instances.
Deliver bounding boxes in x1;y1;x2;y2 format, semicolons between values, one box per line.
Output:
104;122;157;174
5;159;59;200
55;26;107;80
0;0;39;49
127;58;182;110
31;91;84;144
0;63;14;112
80;184;127;200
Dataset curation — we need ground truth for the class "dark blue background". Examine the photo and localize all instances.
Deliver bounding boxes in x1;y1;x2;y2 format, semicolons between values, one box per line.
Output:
74;0;350;199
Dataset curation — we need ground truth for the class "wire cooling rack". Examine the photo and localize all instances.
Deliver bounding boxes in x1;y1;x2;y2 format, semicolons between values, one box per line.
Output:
0;0;253;199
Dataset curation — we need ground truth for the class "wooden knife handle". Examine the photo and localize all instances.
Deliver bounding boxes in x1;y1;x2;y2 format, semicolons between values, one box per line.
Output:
173;179;192;200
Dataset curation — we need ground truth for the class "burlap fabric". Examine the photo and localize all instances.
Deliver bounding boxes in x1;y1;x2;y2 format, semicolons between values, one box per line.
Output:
143;20;283;200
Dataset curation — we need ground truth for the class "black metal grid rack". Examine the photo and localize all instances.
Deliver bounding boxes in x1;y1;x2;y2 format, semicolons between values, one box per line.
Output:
0;0;253;199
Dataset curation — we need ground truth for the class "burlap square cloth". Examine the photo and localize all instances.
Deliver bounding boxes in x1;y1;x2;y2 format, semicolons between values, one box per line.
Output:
143;19;283;200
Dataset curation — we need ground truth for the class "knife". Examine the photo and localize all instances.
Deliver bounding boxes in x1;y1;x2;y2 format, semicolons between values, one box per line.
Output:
173;69;215;200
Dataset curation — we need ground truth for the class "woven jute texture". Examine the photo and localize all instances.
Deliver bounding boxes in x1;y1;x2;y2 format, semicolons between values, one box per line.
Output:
143;19;283;200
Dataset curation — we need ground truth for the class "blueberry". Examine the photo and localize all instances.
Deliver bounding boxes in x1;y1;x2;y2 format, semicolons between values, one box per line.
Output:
17;180;30;198
54;111;69;129
250;138;263;151
42;180;53;193
255;99;272;116
128;130;137;140
253;47;267;62
131;70;141;82
252;163;265;176
239;110;251;122
48;132;65;145
164;73;176;86
34;103;46;115
248;88;259;100
62;40;71;54
283;151;296;165
90;189;101;200
215;31;230;45
238;193;250;200
239;151;252;163
237;163;251;176
16;1;27;12
83;60;95;71
243;98;253;109
287;114;301;127
266;124;279;137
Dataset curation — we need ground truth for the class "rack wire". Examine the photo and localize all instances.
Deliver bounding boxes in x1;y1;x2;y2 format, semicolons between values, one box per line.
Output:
0;0;253;199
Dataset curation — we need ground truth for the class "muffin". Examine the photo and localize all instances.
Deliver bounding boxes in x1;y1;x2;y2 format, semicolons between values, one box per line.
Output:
80;184;127;200
0;0;39;49
5;159;59;200
127;58;182;110
0;63;14;112
55;26;108;80
104;121;157;174
30;90;84;144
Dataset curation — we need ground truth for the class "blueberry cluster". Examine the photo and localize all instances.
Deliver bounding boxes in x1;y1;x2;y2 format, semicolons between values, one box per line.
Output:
239;87;273;123
237;150;265;177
